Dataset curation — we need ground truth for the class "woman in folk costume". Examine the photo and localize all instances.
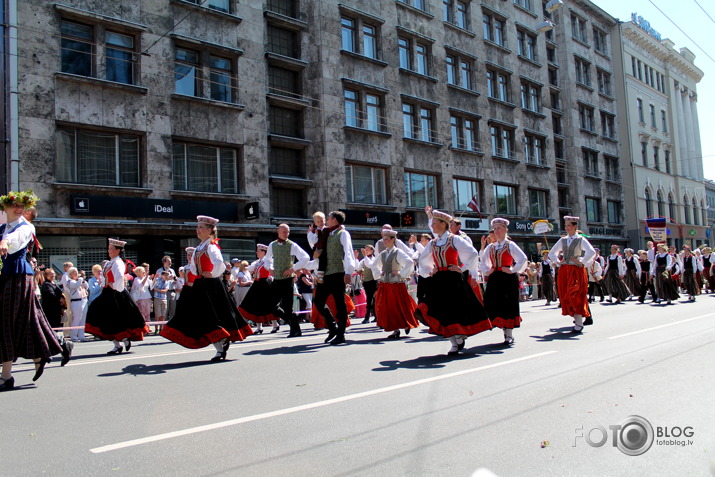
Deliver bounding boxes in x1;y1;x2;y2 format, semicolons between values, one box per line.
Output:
637;250;657;304
370;229;419;340
650;243;680;305
602;245;631;303
548;216;596;333
0;190;63;391
161;216;253;361
622;248;642;301
238;244;280;334
356;245;378;324
680;245;702;302
701;247;713;293
85;238;149;354
416;210;491;356
539;250;557;305
480;218;528;346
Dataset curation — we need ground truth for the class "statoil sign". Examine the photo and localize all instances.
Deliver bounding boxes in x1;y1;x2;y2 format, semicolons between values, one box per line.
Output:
631;13;662;41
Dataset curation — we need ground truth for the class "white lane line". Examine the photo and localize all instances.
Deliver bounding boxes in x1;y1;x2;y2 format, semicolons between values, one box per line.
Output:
90;350;558;454
608;313;715;340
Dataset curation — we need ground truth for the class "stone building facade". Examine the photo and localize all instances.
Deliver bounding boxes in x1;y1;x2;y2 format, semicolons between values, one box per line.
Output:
612;16;706;249
8;0;625;269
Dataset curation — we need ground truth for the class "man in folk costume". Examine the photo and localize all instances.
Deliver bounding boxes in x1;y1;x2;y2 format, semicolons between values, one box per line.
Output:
680;245;702;302
264;224;310;337
548;216;596;333
311;211;355;345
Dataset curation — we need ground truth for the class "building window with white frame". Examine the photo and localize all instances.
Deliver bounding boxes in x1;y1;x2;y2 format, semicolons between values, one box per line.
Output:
453;178;479;211
661;110;668;133
450;115;480;151
649;104;656;128
490;125;515;159
528;189;548;218
446;53;474;90
402;102;435;142
513;0;532;11
605;155;620;182
343;87;386;132
398;36;431;75
607;200;621;224
345;164;387;204
578;104;595;132
482;13;506;47
583;149;598;177
523;134;545;165
586;197;601;222
593;27;608;54
175;47;238;103
516;29;537;62
341;15;381;60
56;128;140;187
520;81;541;113
575;57;591;87
597;69;611;96
405;172;437;208
571;13;587;43
172;142;238;193
637;98;644;123
444;0;470;30
397;0;428;12
184;0;230;13
494;184;517;215
601;112;615;139
487;69;509;102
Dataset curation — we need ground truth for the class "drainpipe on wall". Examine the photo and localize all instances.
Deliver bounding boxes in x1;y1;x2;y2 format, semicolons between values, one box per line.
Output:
8;0;18;191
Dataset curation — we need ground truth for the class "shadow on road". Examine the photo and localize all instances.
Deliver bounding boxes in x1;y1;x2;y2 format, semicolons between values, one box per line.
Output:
372;342;506;371
530;326;584;342
97;360;219;377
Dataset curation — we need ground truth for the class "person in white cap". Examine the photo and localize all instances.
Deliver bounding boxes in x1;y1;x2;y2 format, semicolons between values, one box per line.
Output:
416;210;491;356
239;244;280;334
85;238;150;354
622;248;641;301
602;244;631;303
161;216;253;361
370;229;419;339
480;218;528;346
548;216;596;333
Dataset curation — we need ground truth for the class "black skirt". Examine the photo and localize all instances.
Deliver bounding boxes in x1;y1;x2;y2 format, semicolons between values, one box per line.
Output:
86;287;149;341
238;279;279;323
161;277;253;349
603;270;631;300
541;273;557;302
416;270;491;337
483;271;522;329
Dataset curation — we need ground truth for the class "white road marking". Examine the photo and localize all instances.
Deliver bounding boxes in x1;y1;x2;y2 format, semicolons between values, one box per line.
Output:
90;350;558;453
608;313;715;340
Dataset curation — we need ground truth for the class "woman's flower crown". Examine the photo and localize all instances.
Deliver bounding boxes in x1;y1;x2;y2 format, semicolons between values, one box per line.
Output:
0;189;39;209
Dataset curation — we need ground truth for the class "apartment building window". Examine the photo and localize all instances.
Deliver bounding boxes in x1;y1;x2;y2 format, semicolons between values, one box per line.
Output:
593;27;607;54
454;179;479;211
661;110;668;133
637;98;644;123
483;13;506;47
597;69;611;96
520;82;541;113
552;115;562;135
344;88;385;132
487;70;509;102
586;197;601;222
578;104;594;132
57;128;140;187
268;65;300;98
583;149;598;177
490;125;515;159
546;46;556;64
267;25;299;58
550;91;561;111
444;0;470;30
405;172;437;208
184;0;229;13
657;191;665;217
556;164;567;185
494;184;517;215
399;37;431;75
450;115;480;151
272;188;304;217
641;141;648;166
668;194;676;220
665;149;671;173
571;14;587;43
554;138;564;161
175;48;237;103
631;56;637;77
601;112;615;139
267;0;297;17
269;147;304;177
517;29;537;62
684;196;691;224
607;200;621;224
397;0;427;12
513;0;532;11
529;189;547;218
605;155;620;182
523;134;545;165
341;16;380;59
653;146;660;171
446;54;474;90
346;164;387;204
575;57;591;87
269;106;301;137
649;104;656;128
403;102;434;142
172;142;238;193
60;20;138;85
693;198;700;225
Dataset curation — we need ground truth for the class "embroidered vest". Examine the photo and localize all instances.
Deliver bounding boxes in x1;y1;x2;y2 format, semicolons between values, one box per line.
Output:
363;258;375;281
562;236;584;263
490;241;515;270
325;229;346;276
379;249;400;283
272;239;294;280
431;235;459;269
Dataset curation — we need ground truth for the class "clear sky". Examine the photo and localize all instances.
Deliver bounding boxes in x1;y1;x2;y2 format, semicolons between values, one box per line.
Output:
592;0;715;180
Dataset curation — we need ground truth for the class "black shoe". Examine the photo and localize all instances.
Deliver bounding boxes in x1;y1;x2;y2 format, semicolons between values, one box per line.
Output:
572;325;584;334
288;331;303;337
32;357;51;382
371;318;377;323
210;351;226;362
61;340;74;367
330;336;346;346
123;339;131;352
223;340;231;352
584;316;593;326
503;336;515;346
457;339;465;350
361;318;370;324
270;326;280;334
324;327;337;344
387;332;400;340
255;329;263;334
0;377;15;391
107;346;123;355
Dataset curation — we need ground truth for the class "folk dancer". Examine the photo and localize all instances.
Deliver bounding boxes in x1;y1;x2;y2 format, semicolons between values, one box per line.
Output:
370;230;419;340
637;250;657;303
239;244;280;334
356;245;378;324
85;238;150;354
650;243;680;305
681;246;702;301
701;247;713;293
481;218;528;346
539;250;557;306
587;256;603;303
416;210;491;355
602;245;631;303
622;248;642;301
548;216;596;333
161;216;253;361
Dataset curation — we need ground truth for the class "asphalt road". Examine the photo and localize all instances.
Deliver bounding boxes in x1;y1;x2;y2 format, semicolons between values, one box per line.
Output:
5;295;715;477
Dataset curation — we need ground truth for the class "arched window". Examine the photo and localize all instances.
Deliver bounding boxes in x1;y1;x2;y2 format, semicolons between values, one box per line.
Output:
702;200;707;225
668;194;676;220
657;191;664;217
693;198;699;225
645;188;653;217
684;195;691;224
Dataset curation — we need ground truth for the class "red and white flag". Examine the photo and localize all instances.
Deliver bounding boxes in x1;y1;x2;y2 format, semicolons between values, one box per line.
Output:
467;194;481;216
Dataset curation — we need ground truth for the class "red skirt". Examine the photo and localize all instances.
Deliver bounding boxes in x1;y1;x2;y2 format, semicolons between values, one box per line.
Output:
556;265;591;318
311;293;354;330
374;282;419;332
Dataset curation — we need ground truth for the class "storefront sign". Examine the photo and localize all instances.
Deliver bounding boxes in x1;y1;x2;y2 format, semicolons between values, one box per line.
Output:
589;226;624;237
508;220;555;234
70;195;239;221
341;210;401;227
461;218;490;231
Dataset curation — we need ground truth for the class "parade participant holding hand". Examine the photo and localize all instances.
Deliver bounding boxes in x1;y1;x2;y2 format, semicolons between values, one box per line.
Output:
480;218;528;346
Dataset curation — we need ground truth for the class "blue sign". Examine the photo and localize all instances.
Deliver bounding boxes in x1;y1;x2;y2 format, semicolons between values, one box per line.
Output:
631;13;662;41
